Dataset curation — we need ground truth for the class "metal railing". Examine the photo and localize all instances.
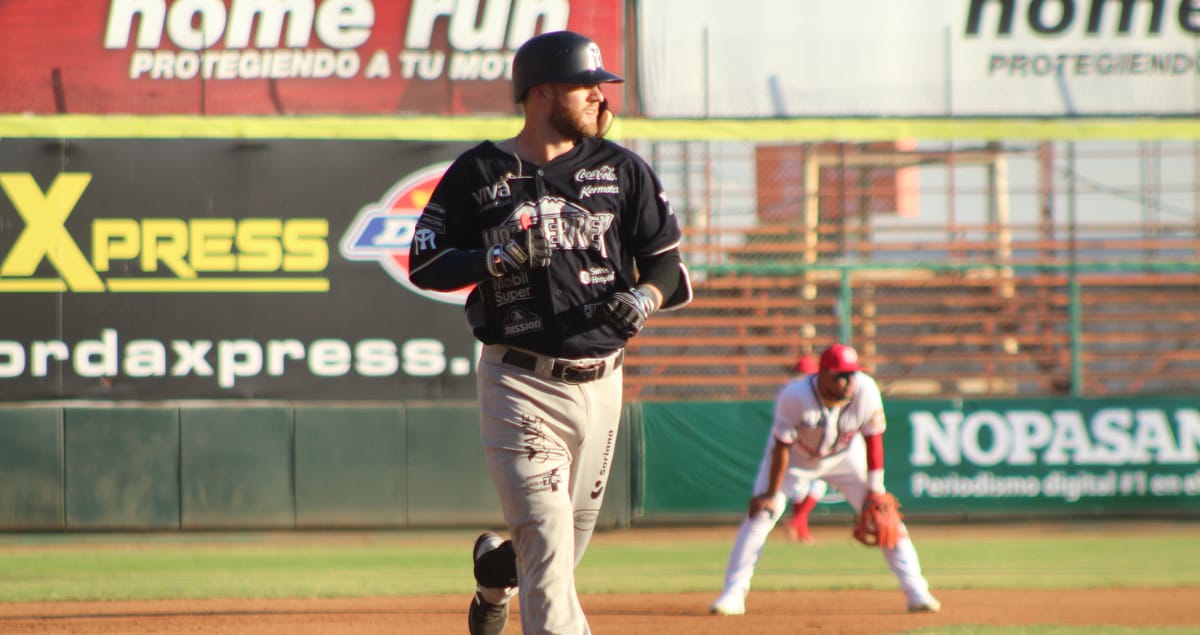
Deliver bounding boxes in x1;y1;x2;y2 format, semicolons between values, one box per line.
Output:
625;233;1200;401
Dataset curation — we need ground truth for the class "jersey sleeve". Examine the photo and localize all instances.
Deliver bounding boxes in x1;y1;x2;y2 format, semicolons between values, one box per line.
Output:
627;156;683;257
771;382;803;445
626;153;693;310
407;157;486;291
857;374;887;436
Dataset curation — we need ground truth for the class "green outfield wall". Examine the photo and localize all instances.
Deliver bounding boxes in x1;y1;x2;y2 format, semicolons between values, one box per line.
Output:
637;397;1200;522
0;397;1194;531
0;401;633;531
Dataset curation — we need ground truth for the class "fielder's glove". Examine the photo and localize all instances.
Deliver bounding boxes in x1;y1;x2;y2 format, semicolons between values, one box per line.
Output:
602;286;659;338
485;223;552;278
853;492;903;549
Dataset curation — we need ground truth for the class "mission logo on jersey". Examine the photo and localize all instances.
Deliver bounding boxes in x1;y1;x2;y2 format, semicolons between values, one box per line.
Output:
340;162;473;305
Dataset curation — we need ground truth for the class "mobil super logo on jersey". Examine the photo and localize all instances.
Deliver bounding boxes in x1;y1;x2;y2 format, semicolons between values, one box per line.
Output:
340;162;473;305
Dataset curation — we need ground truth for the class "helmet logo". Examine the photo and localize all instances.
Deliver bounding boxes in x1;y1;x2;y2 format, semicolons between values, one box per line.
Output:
585;43;603;71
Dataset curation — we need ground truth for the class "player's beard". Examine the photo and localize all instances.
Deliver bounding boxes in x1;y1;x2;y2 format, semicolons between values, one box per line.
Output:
548;95;598;139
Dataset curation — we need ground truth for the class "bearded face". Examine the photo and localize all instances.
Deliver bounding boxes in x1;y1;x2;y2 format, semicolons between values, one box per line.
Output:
547;84;603;139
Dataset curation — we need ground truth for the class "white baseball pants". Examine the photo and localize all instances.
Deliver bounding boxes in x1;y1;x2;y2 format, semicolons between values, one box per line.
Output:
476;344;624;635
719;434;934;606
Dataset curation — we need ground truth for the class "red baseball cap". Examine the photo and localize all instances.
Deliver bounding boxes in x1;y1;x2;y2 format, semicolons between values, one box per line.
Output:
792;355;819;375
819;344;862;373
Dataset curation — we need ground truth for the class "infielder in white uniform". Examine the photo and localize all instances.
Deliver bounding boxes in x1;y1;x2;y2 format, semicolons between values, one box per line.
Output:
710;343;941;616
785;354;828;544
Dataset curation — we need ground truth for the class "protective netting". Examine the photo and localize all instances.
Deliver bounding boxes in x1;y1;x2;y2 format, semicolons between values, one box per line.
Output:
623;139;1200;400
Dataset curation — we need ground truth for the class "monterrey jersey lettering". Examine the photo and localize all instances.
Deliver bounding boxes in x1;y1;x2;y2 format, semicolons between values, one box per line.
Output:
482;197;615;258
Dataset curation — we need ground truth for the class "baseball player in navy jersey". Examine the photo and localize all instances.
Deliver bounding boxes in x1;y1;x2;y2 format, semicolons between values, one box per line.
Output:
408;30;691;635
710;344;940;616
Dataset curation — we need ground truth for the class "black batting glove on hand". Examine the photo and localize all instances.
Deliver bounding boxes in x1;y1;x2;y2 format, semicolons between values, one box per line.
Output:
602;286;660;338
485;223;551;277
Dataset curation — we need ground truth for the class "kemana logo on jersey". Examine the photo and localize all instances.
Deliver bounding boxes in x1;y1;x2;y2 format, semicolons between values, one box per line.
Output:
340;162;473;305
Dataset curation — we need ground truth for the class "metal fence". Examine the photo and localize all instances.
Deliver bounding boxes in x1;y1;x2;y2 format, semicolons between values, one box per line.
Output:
623;139;1200;400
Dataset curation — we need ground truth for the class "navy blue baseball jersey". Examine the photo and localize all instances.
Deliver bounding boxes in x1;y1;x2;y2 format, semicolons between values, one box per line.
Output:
409;137;685;358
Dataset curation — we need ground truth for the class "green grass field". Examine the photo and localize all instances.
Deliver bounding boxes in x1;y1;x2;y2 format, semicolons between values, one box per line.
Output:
0;521;1195;603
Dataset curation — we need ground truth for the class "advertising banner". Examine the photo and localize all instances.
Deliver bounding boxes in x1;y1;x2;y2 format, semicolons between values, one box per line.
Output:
0;138;487;400
889;397;1200;515
0;0;624;115
638;0;1200;117
638;397;1200;517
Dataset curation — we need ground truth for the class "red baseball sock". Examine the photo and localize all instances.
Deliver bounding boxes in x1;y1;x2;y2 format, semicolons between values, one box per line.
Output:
790;496;818;535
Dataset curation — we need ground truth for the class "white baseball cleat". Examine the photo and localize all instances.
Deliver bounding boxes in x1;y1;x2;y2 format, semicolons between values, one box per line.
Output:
907;594;942;613
709;590;746;616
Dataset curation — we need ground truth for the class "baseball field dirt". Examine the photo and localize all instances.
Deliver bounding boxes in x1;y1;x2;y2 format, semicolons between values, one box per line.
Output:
1;588;1195;634
0;524;1196;634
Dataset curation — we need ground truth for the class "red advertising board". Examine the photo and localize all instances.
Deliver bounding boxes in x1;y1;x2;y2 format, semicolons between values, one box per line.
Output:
0;0;623;115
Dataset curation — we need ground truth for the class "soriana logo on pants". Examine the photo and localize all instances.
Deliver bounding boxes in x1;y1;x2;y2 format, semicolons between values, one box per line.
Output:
340;162;474;305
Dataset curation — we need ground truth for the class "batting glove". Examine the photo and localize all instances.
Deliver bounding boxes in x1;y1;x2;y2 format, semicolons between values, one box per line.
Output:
602;286;660;338
485;223;552;278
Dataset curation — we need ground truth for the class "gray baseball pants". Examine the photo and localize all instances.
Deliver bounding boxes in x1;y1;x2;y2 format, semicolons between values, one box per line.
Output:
476;344;624;635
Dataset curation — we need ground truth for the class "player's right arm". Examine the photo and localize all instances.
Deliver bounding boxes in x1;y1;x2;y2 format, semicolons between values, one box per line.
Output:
407;207;490;291
409;158;552;292
748;438;791;518
748;383;802;517
407;161;489;291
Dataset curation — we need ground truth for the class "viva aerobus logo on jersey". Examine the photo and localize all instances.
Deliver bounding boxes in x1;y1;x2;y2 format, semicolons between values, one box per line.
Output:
340;162;474;305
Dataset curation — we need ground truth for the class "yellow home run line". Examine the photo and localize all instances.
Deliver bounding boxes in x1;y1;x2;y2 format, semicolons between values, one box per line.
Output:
0;278;329;292
2;114;1199;141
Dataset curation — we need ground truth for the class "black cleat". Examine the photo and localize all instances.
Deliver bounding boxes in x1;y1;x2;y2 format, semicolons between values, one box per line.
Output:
468;590;509;635
468;532;509;635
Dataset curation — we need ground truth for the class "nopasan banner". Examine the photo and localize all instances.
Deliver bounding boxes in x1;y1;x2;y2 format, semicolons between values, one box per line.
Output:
0;0;624;115
0;138;486;401
637;398;1200;518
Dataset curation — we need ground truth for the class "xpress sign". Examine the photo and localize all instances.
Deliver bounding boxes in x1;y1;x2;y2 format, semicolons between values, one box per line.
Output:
0;172;329;293
0;139;481;401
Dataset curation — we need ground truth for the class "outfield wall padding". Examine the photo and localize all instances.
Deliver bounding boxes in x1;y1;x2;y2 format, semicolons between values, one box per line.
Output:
64;406;180;530
294;405;408;528
0;402;611;531
404;402;502;527
0;407;64;529
180;406;294;529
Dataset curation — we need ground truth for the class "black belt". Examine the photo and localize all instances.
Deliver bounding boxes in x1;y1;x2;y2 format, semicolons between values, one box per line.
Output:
501;349;624;384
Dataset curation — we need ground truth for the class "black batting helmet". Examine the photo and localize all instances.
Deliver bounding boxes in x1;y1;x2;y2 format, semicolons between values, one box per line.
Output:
511;31;623;103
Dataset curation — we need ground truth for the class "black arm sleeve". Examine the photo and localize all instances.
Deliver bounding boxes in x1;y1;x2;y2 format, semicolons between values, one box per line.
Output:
408;247;489;291
635;247;682;300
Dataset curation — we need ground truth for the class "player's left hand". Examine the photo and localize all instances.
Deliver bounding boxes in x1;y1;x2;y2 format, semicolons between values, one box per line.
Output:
601;287;659;337
854;492;903;549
